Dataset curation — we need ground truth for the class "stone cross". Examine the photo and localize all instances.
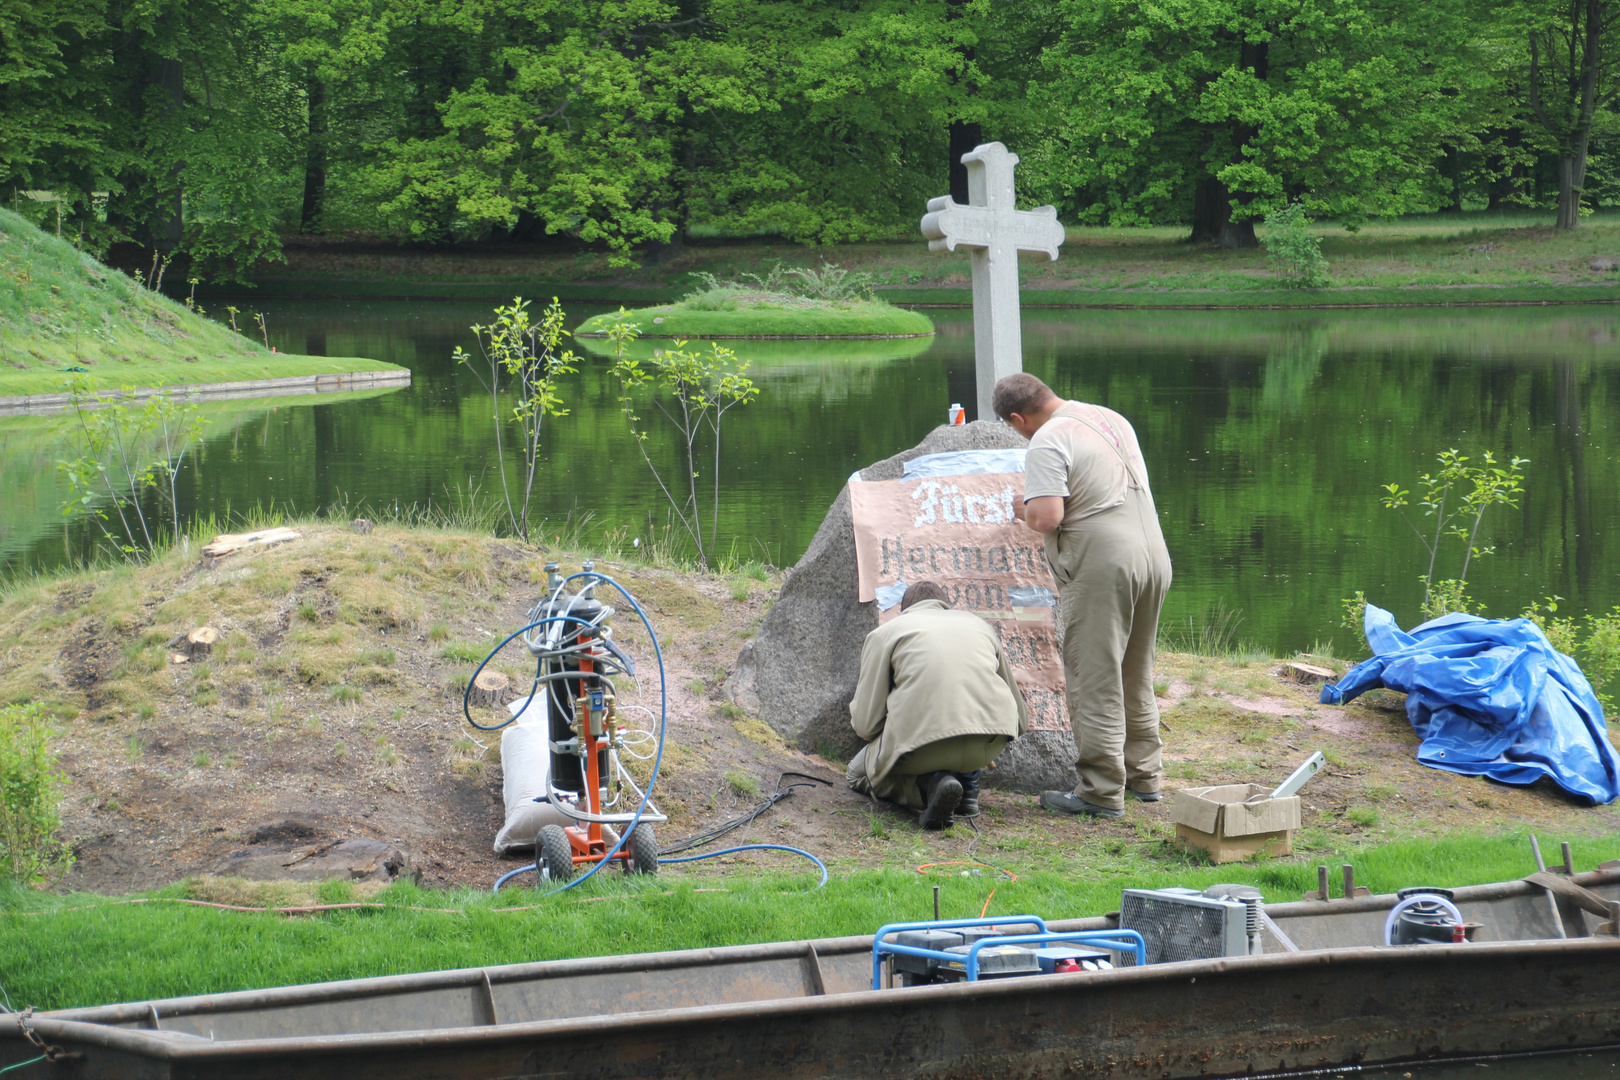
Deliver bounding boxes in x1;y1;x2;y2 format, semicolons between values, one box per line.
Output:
919;143;1065;422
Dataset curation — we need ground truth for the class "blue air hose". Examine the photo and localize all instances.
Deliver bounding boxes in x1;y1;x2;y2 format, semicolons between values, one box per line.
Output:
462;612;601;733
493;843;828;893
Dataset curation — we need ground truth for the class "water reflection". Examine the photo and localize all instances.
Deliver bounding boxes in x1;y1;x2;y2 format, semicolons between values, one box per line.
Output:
3;301;1616;656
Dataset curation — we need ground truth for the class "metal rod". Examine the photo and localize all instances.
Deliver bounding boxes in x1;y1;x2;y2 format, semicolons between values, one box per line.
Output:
1269;751;1326;799
1531;834;1568;938
1342;865;1355;899
1258;909;1300;953
932;886;940;921
1317;865;1331;901
1562;841;1575;876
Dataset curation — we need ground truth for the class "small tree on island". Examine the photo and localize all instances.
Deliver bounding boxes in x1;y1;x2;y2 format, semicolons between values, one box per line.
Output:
604;314;759;570
454;298;577;544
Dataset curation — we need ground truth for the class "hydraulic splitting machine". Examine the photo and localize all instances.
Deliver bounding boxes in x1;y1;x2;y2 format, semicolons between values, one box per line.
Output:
468;561;666;884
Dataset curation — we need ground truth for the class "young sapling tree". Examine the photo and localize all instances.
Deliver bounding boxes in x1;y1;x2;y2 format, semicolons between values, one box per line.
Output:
453;297;577;544
1379;448;1528;620
1262;203;1330;289
606;314;759;569
57;379;208;561
0;703;72;884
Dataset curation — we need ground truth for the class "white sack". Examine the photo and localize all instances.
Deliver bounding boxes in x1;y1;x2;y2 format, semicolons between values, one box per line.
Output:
493;695;571;853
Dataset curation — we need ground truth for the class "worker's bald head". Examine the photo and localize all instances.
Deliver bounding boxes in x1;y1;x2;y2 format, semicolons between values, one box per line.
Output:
992;373;1056;422
900;581;950;611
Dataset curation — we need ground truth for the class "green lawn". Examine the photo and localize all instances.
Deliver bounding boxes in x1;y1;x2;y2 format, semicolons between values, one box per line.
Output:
226;209;1620;308
0;208;403;398
3;830;1614;1011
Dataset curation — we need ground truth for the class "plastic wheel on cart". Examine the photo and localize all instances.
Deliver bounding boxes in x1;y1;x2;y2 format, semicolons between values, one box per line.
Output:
627;824;659;875
538;825;575;884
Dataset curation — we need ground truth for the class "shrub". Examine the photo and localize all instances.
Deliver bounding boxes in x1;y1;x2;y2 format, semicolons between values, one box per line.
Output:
1262;203;1329;289
0;703;73;883
684;261;875;304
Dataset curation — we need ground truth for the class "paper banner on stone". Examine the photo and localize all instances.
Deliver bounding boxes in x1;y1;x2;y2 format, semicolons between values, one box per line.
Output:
848;472;1067;731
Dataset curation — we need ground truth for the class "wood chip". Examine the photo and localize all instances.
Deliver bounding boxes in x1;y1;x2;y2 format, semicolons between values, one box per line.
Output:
1284;662;1336;684
202;527;301;560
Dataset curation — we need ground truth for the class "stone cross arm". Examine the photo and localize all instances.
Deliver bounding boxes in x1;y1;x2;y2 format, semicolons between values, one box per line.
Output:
920;199;1065;260
919;143;1065;261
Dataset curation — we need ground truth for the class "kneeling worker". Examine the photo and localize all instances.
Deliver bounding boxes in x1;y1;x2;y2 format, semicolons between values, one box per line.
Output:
846;582;1029;828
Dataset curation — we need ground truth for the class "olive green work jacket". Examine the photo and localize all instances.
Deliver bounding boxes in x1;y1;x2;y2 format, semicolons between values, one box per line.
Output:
847;599;1028;784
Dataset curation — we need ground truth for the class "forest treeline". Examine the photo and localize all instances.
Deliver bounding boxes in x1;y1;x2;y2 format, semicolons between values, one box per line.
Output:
3;0;1618;280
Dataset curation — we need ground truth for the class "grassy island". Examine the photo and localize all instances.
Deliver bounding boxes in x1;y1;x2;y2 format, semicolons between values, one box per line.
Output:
0;209;403;400
574;264;935;339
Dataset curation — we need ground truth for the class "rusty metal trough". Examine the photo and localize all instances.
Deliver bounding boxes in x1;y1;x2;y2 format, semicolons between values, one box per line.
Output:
6;868;1620;1079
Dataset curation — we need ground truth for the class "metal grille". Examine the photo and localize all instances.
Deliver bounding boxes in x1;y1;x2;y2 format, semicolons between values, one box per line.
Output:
1120;891;1240;965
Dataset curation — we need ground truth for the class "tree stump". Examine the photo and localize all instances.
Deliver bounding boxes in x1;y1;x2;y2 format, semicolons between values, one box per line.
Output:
179;626;221;662
467;670;510;708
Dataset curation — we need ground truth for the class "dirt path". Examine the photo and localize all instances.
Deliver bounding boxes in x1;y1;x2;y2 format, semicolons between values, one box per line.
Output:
2;524;1613;896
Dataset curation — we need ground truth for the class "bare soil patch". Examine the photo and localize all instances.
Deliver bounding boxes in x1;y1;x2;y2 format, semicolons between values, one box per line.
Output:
2;525;1614;896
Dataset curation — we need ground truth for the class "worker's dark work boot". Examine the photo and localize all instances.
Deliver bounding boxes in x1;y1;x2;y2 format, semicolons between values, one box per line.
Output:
918;772;962;830
954;772;981;817
1039;790;1124;818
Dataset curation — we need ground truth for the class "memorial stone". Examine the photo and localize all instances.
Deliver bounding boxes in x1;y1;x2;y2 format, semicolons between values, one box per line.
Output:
727;421;1081;794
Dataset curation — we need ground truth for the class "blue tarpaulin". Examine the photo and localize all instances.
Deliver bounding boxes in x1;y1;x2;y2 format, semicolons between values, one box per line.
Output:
1321;605;1620;805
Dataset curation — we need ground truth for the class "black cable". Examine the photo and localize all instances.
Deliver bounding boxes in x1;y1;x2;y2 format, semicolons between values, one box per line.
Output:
1222;1041;1620;1080
660;772;833;856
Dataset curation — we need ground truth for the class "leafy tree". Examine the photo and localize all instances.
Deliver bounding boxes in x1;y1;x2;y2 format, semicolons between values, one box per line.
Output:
1031;0;1492;245
0;0;106;197
1515;0;1620;229
357;1;991;261
2;0;304;277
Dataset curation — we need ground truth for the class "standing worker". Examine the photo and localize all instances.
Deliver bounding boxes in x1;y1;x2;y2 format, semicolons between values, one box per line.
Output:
847;582;1029;829
994;373;1172;818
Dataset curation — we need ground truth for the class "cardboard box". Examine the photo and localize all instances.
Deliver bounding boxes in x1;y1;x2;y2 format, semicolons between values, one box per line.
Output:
1171;783;1302;864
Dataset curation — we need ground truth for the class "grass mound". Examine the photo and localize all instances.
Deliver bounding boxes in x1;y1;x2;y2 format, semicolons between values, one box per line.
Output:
0;208;401;397
575;296;935;339
575;262;934;338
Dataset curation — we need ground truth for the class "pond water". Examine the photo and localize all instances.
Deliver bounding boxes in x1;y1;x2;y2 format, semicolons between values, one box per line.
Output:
3;300;1617;657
